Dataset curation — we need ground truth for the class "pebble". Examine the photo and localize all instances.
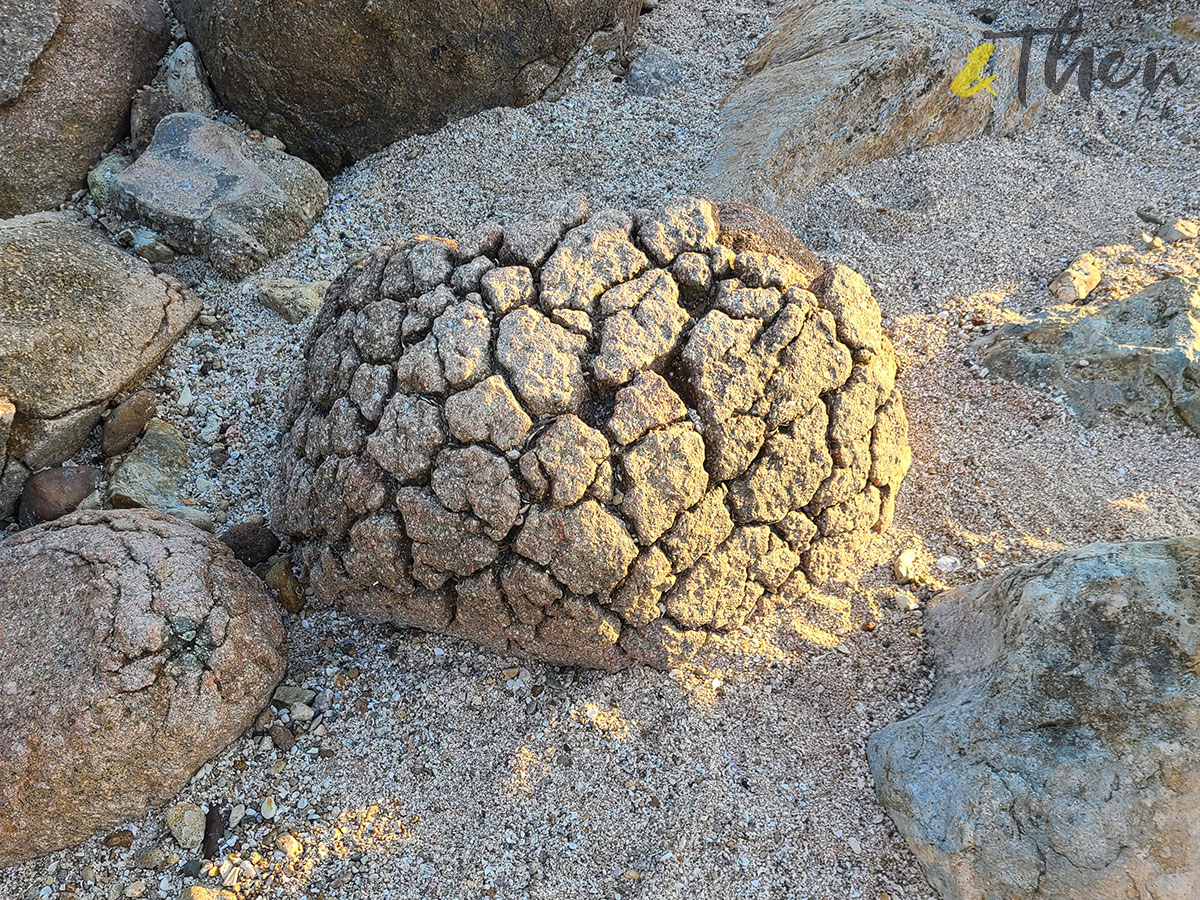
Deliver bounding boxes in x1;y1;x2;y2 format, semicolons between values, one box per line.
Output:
892;548;922;585
260;796;278;820
165;802;206;850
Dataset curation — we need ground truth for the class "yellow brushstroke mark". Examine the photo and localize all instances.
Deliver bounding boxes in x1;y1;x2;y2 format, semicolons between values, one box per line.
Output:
951;43;999;97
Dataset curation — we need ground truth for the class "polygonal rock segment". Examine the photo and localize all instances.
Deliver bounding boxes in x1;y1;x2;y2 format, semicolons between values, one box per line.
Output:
396;487;498;588
607;371;688;446
366;394;445;482
620;424;708;545
867;539;1200;900
431;446;521;541
270;195;912;671
496;307;588;416
444;376;532;451
540;208;649;313
637;196;719;266
593;269;689;387
513;500;637;598
728;403;832;523
481;265;535;315
501;193;589;269
519;415;610;508
0;509;284;866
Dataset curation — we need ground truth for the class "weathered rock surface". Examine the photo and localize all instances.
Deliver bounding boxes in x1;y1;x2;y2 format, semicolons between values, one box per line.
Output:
868;539;1200;900
981;276;1200;435
0;213;199;520
110;113;329;278
0;0;169;216
0;510;286;865
17;464;99;526
706;0;1042;203
270;195;911;670
169;0;641;173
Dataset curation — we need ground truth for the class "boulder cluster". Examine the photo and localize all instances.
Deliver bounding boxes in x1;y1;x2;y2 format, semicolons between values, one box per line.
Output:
271;196;911;669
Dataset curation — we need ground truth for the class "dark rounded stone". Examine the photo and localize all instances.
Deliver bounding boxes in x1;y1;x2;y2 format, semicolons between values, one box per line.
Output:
102;390;158;457
220;521;282;567
17;465;100;527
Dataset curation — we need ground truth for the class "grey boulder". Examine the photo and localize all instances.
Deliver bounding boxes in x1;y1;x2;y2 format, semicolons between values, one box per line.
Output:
868;539;1200;900
980;276;1200;435
110;113;329;278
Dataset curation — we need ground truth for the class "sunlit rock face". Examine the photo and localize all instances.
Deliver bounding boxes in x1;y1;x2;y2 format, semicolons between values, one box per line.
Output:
270;196;911;670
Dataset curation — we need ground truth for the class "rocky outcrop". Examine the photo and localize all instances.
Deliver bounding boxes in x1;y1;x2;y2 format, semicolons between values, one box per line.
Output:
270;195;911;670
980;276;1200;435
0;0;169;215
168;0;641;172
706;0;1041;203
0;213;199;520
110;113;329;278
0;510;286;865
868;539;1200;900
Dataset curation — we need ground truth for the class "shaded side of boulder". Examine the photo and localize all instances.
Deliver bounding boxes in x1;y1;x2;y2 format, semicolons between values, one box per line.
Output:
0;509;286;866
0;212;200;519
867;539;1200;900
168;0;641;173
0;0;169;216
110;113;329;277
980;276;1200;435
705;0;1042;204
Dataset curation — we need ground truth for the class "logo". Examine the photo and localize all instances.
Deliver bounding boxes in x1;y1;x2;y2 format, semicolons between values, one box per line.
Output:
951;6;1190;119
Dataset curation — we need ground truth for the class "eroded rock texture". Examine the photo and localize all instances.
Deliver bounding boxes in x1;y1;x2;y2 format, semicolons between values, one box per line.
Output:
270;196;910;670
0;510;286;865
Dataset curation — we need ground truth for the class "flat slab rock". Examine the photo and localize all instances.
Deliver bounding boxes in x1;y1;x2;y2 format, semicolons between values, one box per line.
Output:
0;509;286;866
0;212;199;519
981;275;1200;435
270;195;911;670
111;112;329;278
868;539;1200;900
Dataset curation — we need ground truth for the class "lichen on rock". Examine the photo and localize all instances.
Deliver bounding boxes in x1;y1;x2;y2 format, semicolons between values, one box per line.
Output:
270;195;911;670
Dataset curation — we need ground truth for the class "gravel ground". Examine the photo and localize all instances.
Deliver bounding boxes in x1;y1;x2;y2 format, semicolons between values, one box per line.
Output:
3;0;1200;898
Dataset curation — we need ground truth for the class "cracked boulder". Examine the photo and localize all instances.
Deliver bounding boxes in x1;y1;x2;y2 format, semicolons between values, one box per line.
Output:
0;212;200;521
270;195;910;670
867;539;1200;900
0;510;286;866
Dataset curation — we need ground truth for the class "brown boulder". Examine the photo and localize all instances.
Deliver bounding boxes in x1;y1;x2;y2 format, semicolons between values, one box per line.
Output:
168;0;641;173
16;464;99;526
0;509;286;865
0;0;169;215
0;213;198;519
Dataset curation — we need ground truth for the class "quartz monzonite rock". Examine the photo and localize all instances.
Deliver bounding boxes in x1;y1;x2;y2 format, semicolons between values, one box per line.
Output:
0;510;286;865
270;196;911;670
867;539;1200;900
